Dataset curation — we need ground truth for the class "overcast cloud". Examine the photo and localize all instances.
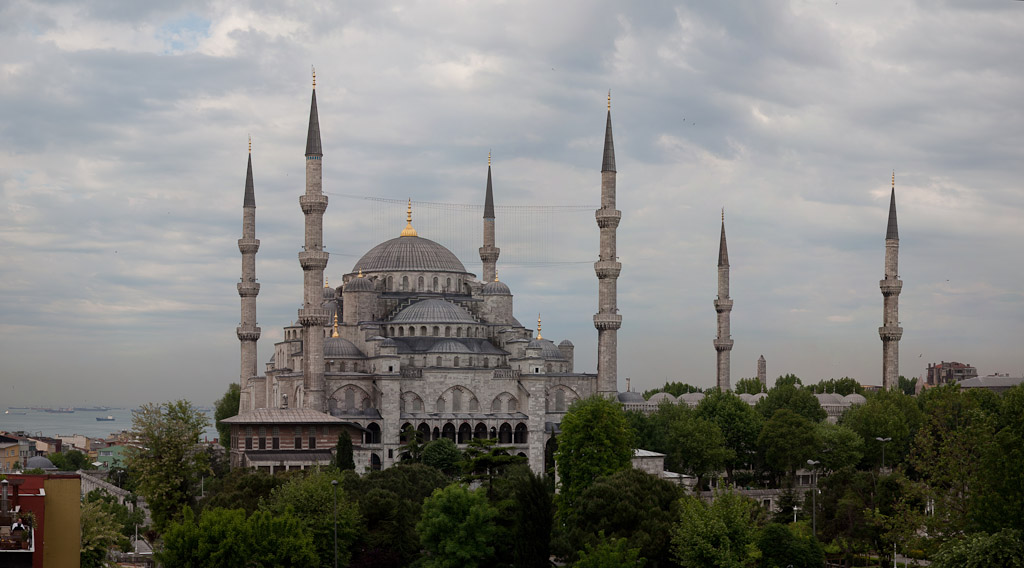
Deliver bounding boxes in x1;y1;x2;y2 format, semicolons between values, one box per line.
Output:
1;0;1022;406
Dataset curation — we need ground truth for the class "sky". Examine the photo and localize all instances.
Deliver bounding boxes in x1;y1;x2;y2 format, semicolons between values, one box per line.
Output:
1;0;1022;407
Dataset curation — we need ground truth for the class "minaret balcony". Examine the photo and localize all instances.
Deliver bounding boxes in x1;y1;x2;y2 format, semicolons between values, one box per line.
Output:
713;338;734;351
879;280;903;296
595;209;622;229
238;238;260;254
593;313;622;330
878;326;903;341
714;299;733;312
479;247;500;262
298;250;330;270
594;260;621;279
237;281;261;297
236;327;262;341
299;194;328;214
298;307;329;326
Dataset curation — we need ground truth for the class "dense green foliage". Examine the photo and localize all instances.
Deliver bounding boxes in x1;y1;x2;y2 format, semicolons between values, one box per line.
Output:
213;383;240;449
573;532;646;567
158;507;318;567
671;490;761;567
335;433;355;470
417;484;499;568
422;438;464;476
80;499;124;568
733;377;766;395
931;528;1024;568
554;395;634;511
642;381;702;399
49;449;94;471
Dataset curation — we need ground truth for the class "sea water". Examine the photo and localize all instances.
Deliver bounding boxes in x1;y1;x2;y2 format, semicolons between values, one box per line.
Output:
0;407;218;441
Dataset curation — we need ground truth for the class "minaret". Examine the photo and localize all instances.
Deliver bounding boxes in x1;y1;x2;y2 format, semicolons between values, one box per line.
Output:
237;137;261;385
297;69;329;411
479;152;500;284
757;355;767;387
879;172;902;390
714;210;734;391
594;92;622;397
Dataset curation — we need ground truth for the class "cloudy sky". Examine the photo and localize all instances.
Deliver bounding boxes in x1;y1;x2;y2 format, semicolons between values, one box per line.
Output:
2;0;1022;407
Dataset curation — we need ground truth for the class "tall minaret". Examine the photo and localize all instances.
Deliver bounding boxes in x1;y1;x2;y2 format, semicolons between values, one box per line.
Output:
237;137;261;385
594;92;622;397
297;70;329;410
879;172;902;390
479;152;500;283
714;210;734;391
757;355;767;387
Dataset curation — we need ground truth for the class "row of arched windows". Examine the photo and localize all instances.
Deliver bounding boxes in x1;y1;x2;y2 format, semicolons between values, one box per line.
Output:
389;325;482;338
404;355;498;368
401;421;528;445
385;275;464;293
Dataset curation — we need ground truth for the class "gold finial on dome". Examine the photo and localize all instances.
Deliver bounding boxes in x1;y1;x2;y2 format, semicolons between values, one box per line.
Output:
537;314;542;340
892;170;895;188
488;150;491;167
721;207;725;222
325;277;329;288
607;89;611;111
332;312;339;337
494;269;499;282
400;198;418;236
312;65;316;89
358;269;364;278
248;134;251;154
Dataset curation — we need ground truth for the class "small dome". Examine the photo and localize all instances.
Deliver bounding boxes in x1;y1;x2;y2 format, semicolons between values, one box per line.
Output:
26;455;56;470
526;338;566;360
815;392;842;405
379;337;398;348
428;339;472;353
481;280;511;295
558;339;574;347
344;276;375;292
844;393;867;405
648;392;677;405
322;286;336;299
393;299;476;324
353;235;468;274
680;392;705;404
324;337;364;358
617;391;645;403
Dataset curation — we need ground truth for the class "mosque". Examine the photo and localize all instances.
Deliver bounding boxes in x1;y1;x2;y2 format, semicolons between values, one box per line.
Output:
223;78;903;474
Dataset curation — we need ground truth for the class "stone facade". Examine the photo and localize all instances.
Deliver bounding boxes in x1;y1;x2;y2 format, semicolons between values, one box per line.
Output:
879;177;902;390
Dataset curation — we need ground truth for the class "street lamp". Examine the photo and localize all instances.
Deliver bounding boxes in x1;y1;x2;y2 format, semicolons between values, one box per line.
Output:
807;460;820;536
875;437;892;471
331;479;339;568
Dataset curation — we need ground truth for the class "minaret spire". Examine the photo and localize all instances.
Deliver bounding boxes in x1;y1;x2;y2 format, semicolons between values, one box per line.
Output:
879;172;902;390
594;95;623;396
237;141;261;398
714;210;734;391
479;152;500;283
297;78;329;411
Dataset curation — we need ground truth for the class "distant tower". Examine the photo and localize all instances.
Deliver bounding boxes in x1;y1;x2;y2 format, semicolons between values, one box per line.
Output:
594;92;622;397
757;355;767;387
297;70;329;410
237;138;261;385
879;173;902;390
714;210;734;391
479;152;500;283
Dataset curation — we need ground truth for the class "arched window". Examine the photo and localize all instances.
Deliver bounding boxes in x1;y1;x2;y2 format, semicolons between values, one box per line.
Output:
555;389;566;412
453;389;462;412
474;423;488;439
409;326;415;337
446;277;451;291
402;276;409;290
420;326;427;336
432;277;438;291
499;423;513;444
365;422;382;444
483;358;489;368
436;356;443;366
458;423;472;444
469;397;479;412
507;397;518;413
467;357;473;367
432;427;440;440
492;397;502;412
514;423;528;444
387;276;393;291
411;397;423;412
456;327;462;337
546;363;553;373
418;422;431;442
400;422;413;442
418;276;424;290
389;326;395;336
442;423;456;441
272;426;280;449
436;397;445;413
433;326;439;336
345;389;355;412
398;327;404;337
445;326;451;337
371;453;382;471
454;356;460;367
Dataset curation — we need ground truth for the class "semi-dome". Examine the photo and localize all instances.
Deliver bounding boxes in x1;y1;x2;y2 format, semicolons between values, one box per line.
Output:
844;393;867;405
26;455;56;470
392;299;476;324
428;339;473;353
648;392;677;405
344;275;375;292
617;391;645;403
353;235;468;274
558;339;574;347
481;280;511;295
527;338;566;360
324;337;364;358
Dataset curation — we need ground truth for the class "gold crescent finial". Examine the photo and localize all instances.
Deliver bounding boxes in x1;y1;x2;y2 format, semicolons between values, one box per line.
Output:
357;269;364;278
311;65;316;89
488;150;491;167
537;314;542;340
332;312;339;337
401;198;418;236
248;134;251;154
325;277;329;288
494;269;499;282
608;89;611;111
892;170;895;188
721;207;725;222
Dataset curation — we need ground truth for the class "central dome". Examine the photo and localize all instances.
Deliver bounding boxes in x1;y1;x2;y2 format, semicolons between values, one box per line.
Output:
352;236;468;274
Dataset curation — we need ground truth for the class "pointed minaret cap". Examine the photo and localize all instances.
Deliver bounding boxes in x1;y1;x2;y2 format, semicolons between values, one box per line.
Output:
305;68;322;157
401;199;418;237
243;141;255;208
602;91;616;173
886;172;899;240
483;152;495;219
718;209;729;267
536;314;542;340
332;312;339;338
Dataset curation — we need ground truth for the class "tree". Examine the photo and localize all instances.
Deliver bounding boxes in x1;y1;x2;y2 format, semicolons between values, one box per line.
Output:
758;409;820;483
671;490;761;568
261;469;361;567
774;373;803;388
80;499;123;568
809;377;862;396
213;383;240;449
554;395;634;512
397;423;425;463
931;528;1024;568
336;433;355;470
49;449;92;471
564;468;681;567
815;422;864;472
197;468;283;515
417;484;499;568
733;377;765;395
755;383;826;423
84;489;145;549
756;523;825;568
462;437;526;497
840;388;922;470
506;465;554;568
422;438;463;476
974;384;1024;532
695;389;763;482
897;375;917;396
158;507;319;567
126;400;210;532
573;532;646;568
666;410;731;490
642;381;701;399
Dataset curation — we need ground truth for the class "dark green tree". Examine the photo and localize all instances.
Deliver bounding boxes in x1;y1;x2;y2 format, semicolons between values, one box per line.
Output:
666;409;731;490
815;422;864;472
840;388;922;470
462;437;526;497
757;523;825;568
197;468;284;515
671;490;761;567
974;384;1024;532
642;381;701;399
417;484;499;568
80;499;124;568
695;389;763;482
733;377;766;395
84;489;145;549
930;528;1024;568
158;507;319;567
573;532;646;568
336;433;355;470
422;438;463;476
554;395;634;512
213;383;240;449
398;423;425;463
755;382;826;423
48;449;92;471
897;375;917;396
505;465;554;568
758;409;820;482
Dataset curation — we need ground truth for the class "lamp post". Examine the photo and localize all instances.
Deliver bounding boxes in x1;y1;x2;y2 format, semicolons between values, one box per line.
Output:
331;479;339;568
875;437;892;471
807;459;820;536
